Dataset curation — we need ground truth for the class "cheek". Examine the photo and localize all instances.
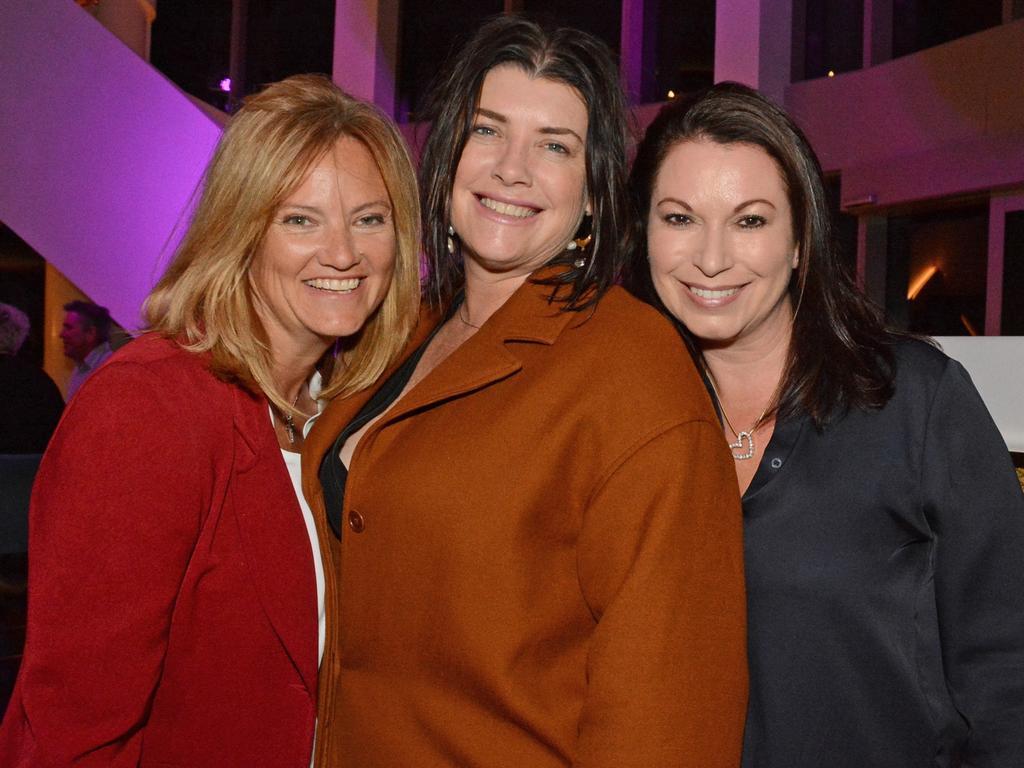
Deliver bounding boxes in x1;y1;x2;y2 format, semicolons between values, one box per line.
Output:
365;233;398;279
646;228;681;279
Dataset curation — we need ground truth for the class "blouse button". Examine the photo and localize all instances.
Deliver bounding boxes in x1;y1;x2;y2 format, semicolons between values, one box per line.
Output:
770;457;783;470
348;509;365;533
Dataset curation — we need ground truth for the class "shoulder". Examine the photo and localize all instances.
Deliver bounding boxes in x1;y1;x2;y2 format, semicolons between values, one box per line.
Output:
568;287;695;372
72;334;241;423
91;334;217;390
892;337;949;376
566;287;688;355
888;338;960;402
561;287;714;421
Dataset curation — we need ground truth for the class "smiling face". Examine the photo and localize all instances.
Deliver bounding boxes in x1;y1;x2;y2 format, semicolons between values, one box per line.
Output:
250;135;396;363
450;64;590;283
647;138;799;353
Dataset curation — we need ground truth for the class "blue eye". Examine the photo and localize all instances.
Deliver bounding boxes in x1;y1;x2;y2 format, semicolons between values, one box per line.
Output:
471;124;498;137
544;142;569;155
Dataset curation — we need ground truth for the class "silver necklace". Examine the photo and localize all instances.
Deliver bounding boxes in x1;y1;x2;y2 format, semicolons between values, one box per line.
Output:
457;302;481;329
280;387;305;445
705;373;772;461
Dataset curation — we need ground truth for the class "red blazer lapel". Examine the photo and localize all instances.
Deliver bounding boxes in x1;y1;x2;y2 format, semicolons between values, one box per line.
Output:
229;386;318;697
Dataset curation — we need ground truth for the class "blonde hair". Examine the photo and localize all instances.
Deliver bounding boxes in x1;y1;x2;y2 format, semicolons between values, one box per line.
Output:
144;74;420;414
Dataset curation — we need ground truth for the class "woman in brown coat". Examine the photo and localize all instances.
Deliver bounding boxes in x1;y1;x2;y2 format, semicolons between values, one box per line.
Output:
304;17;748;767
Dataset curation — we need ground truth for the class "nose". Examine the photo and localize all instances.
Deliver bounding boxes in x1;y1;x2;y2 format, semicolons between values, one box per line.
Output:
319;224;363;270
693;226;732;277
491;141;531;187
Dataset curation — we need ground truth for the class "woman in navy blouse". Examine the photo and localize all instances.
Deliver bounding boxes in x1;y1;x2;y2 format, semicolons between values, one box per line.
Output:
627;82;1024;767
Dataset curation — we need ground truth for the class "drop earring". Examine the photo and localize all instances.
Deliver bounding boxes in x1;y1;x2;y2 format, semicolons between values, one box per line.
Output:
447;225;456;255
567;234;592;268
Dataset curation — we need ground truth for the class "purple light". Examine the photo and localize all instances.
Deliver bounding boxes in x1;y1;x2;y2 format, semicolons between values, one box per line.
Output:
219;77;231;92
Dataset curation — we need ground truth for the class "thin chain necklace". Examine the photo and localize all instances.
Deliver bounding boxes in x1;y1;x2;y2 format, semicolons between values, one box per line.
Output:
279;386;305;445
457;302;481;329
705;372;773;461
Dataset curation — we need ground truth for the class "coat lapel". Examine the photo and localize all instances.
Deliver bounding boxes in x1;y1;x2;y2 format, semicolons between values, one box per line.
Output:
303;271;579;487
380;275;577;426
230;387;318;696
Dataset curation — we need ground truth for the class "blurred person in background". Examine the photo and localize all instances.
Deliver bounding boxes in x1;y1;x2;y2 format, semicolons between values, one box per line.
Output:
0;302;63;454
60;300;114;399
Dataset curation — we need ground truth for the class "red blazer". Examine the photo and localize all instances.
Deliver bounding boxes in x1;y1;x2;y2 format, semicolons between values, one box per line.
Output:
0;334;318;767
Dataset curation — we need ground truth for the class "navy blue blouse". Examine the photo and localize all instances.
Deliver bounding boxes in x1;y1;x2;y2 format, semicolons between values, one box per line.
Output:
739;340;1024;767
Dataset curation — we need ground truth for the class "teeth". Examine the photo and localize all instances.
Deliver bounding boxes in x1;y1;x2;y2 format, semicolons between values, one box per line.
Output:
479;197;537;218
690;286;740;299
305;278;360;292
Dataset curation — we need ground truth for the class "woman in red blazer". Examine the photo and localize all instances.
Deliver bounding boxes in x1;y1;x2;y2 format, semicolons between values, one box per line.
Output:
0;75;420;767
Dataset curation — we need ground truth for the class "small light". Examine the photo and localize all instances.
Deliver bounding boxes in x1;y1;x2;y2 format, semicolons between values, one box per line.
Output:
219;77;232;92
907;264;938;300
827;70;835;78
667;90;676;99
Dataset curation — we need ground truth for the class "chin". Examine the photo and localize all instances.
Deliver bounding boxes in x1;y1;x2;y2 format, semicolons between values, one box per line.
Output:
672;313;738;346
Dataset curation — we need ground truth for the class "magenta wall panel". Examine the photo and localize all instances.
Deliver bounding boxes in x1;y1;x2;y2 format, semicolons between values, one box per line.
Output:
0;0;222;327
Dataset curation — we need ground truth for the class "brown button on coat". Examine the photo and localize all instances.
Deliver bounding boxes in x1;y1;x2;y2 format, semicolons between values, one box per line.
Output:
303;276;748;767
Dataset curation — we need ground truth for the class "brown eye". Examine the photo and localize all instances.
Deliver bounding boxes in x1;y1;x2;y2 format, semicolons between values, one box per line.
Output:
664;213;694;227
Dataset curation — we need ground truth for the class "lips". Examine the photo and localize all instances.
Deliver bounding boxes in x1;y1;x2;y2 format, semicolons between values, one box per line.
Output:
304;277;361;293
477;196;539;218
685;283;745;308
689;286;740;300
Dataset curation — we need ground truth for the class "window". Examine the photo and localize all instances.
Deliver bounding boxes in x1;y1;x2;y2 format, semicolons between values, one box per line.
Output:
1002;211;1024;334
245;0;336;90
794;0;863;81
892;0;1002;59
151;1;232;110
396;0;502;122
885;204;988;336
521;0;622;63
642;0;715;103
151;0;335;111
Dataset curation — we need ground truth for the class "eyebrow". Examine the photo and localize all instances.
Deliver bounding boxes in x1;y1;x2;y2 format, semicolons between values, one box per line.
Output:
351;199;392;214
655;197;777;212
475;107;585;145
279;200;391;214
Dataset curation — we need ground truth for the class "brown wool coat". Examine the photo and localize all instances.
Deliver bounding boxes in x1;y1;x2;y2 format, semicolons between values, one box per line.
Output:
303;276;748;768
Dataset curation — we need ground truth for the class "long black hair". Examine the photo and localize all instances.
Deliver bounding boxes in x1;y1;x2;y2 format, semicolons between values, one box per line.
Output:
419;15;630;311
627;82;902;426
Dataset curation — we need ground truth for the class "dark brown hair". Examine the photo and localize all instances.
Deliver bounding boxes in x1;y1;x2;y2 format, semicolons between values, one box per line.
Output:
419;15;630;310
63;301;112;344
626;82;901;426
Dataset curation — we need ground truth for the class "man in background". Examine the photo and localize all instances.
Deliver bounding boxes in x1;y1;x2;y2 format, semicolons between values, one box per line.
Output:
0;302;64;453
61;300;113;400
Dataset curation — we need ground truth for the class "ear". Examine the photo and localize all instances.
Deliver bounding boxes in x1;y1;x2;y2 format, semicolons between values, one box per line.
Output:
791;245;800;269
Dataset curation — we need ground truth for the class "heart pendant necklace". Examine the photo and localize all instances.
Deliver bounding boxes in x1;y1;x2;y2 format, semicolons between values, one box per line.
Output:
706;373;772;462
